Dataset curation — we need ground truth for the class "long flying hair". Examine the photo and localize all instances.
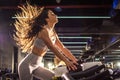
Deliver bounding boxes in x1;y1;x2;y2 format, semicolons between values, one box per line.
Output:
13;2;45;53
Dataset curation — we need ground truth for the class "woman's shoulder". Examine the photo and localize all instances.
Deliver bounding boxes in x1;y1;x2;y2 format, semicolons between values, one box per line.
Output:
38;27;49;38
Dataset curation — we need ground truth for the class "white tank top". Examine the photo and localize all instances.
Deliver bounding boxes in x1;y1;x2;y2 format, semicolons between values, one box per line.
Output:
34;38;48;49
34;34;56;50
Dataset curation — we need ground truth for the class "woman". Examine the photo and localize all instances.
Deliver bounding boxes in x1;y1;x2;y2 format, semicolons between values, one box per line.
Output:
14;2;78;80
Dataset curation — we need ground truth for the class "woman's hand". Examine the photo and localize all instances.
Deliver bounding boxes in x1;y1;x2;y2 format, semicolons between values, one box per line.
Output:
65;59;78;71
72;59;79;65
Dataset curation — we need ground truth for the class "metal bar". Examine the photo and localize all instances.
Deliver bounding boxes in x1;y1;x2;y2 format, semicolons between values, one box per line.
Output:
92;37;120;58
0;5;111;9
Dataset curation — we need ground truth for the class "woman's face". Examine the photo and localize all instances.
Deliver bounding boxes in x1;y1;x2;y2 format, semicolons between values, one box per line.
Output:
46;10;58;24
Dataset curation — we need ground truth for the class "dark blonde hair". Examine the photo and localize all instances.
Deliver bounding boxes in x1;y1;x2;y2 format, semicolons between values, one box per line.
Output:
14;2;50;53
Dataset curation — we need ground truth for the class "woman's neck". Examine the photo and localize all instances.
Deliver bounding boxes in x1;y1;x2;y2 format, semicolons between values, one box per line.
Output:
47;23;55;30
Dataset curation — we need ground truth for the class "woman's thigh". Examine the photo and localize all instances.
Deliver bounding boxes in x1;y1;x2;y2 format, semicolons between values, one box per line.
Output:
18;63;33;80
32;67;55;80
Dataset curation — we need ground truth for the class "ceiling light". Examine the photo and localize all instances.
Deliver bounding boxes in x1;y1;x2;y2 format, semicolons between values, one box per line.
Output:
54;6;62;12
12;16;111;19
62;42;87;44
56;0;61;4
59;36;92;39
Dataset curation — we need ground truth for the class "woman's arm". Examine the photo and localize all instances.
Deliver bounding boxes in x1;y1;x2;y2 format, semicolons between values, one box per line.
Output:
54;30;78;63
55;38;78;62
39;29;77;70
